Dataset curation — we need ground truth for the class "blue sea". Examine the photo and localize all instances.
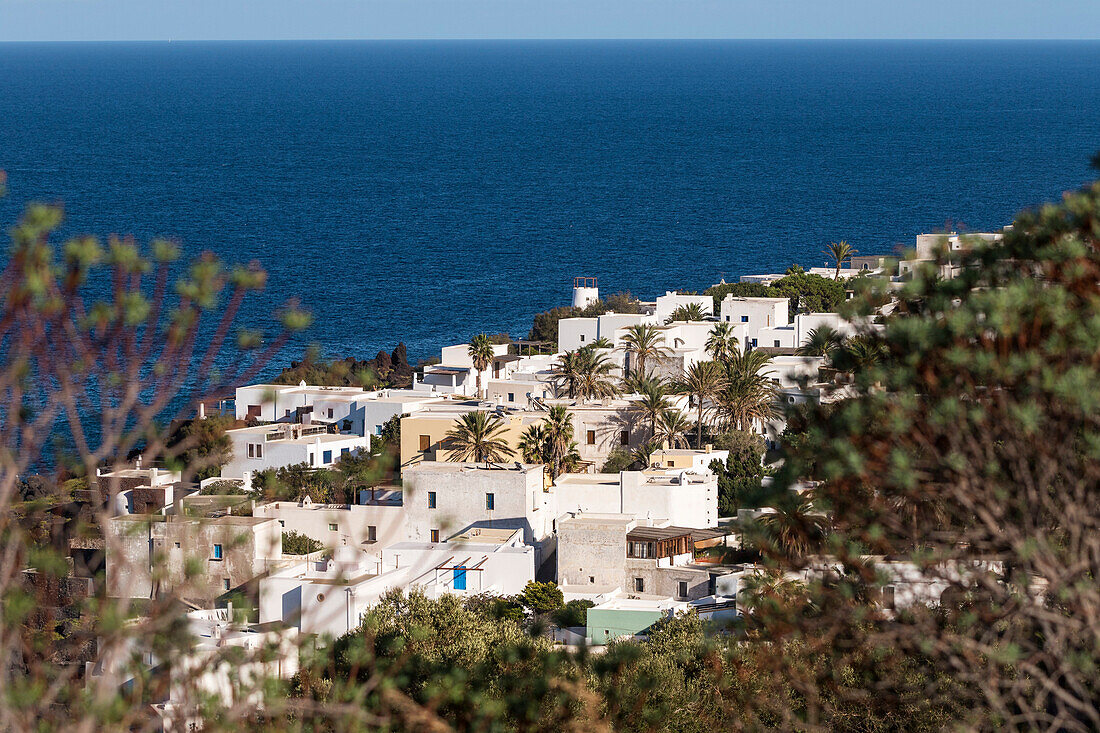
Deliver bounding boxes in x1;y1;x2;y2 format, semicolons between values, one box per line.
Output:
1;40;1099;369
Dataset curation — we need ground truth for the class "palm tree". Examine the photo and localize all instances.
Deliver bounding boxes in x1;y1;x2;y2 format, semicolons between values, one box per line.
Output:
739;569;808;614
672;360;727;448
543;405;578;477
824;240;857;280
591;336;614;350
655;408;692;449
667;302;705;323
718;349;777;432
632;379;670;440
517;423;547;463
757;496;827;558
554;346;619;403
517;406;579;477
619;323;670;378
468;334;495;399
836;333;888;375
797;325;844;359
444;411;513;463
705;322;740;365
630;442;657;470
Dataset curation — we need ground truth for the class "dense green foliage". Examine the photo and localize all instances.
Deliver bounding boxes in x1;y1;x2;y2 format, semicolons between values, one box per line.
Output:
282;530;323;555
275;344;415;388
552;599;593;628
768;271;846;314
704;273;845;314
164;414;234;481
709;430;768;515
519;581;564;615
598;447;636;473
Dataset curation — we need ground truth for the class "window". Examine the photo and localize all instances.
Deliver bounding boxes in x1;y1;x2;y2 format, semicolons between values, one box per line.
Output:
368;525;377;542
256;443;263;458
247;443;254;458
586;430;596;445
309;453;315;466
750;339;758;347
678;581;688;598
883;585;896;609
428;491;437;509
327;408;333;419
213;544;222;560
628;541;653;559
508;392;515;402
589;576;595;584
620;430;630;446
579;334;585;342
774;340;781;347
725;316;730;322
247;405;261;418
430;529;440;543
634;577;645;592
740;315;749;323
375;424;383;435
328;523;338;532
419;434;431;451
322;449;332;464
223;579;231;591
174;542;181;549
285;409;291;417
341;447;349;457
486;493;495;511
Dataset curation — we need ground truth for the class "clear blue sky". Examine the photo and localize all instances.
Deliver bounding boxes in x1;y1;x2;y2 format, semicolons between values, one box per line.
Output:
1;0;1099;42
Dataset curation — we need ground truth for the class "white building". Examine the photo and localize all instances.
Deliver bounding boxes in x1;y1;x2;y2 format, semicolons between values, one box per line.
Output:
413;343;510;396
401;462;554;562
233;382;444;437
222;423;369;478
654;291;713;323
259;528;536;638
719;296;790;349
555;513;734;603
88;607;300;732
756;312;865;350
558;312;655;354
553;466;719;529
253;492;405;561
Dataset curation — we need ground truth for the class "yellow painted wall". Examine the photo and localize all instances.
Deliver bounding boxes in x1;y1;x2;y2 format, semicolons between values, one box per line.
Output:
400;413;527;468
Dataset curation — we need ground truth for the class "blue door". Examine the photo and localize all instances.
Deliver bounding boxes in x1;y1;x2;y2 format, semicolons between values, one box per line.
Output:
453;566;467;591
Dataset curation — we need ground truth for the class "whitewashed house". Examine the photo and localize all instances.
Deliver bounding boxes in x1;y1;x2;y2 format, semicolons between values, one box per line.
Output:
221;423;369;478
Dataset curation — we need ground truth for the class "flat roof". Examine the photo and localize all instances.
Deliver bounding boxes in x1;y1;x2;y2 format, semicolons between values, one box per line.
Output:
385;540;531;554
405;461;539;474
554;473;621;486
595;596;680;610
559;513;635;526
240;384;368;394
111;514;272;526
721;296;789;303
449;527;521;544
226;425;363;444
